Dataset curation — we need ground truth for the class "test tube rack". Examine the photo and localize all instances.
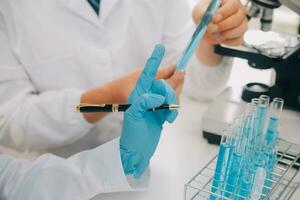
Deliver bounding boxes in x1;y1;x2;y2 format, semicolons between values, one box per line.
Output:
184;139;300;200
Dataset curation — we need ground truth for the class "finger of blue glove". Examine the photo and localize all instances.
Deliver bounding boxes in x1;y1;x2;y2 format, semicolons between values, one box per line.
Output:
133;158;150;179
131;44;165;97
151;80;178;123
126;152;140;176
126;93;165;119
120;147;136;175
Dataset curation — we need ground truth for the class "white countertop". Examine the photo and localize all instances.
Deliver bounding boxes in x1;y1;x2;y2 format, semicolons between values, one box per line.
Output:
93;95;300;200
94;96;218;200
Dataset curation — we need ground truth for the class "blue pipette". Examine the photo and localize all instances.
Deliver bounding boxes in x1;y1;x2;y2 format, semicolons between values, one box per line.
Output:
176;0;222;71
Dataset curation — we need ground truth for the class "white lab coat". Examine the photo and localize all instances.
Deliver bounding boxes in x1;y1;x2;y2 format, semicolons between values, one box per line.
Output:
0;138;149;200
0;0;232;197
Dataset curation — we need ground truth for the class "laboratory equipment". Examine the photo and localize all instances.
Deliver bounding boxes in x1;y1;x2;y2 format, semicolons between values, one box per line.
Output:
251;167;267;200
185;139;300;200
210;134;233;200
223;125;245;198
215;0;300;110
202;0;300;145
264;98;284;193
176;0;221;71
185;97;300;200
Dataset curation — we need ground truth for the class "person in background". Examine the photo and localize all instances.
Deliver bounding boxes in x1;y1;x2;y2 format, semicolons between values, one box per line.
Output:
0;45;177;200
0;0;248;198
0;0;247;158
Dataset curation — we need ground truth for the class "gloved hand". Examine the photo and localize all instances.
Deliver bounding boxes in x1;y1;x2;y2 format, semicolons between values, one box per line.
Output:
120;44;178;179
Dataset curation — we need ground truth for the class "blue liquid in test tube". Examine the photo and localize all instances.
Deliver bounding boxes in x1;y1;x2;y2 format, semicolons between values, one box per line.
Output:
265;98;283;157
255;95;270;149
210;135;232;200
235;103;260;199
223;124;246;198
263;98;284;194
235;160;256;200
250;99;260;147
176;0;221;71
265;117;279;147
224;152;242;198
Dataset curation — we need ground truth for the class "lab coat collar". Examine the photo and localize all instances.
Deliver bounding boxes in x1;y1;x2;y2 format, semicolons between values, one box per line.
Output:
57;0;121;26
99;0;120;22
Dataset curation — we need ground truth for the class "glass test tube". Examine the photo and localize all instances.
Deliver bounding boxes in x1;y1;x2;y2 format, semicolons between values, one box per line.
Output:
244;103;258;155
235;157;256;200
235;103;258;200
251;142;268;199
251;166;267;200
265;98;284;147
210;133;232;200
251;98;260;139
264;98;284;194
223;117;245;198
258;95;270;135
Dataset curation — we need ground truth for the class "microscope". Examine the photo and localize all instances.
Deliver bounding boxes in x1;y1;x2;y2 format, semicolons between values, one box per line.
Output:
202;0;300;144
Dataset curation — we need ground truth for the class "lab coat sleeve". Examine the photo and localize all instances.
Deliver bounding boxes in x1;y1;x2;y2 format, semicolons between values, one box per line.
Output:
0;138;148;200
183;56;233;101
162;0;233;101
0;15;94;151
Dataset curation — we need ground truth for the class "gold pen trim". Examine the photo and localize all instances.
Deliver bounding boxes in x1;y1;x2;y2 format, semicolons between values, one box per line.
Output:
112;104;118;112
168;104;180;110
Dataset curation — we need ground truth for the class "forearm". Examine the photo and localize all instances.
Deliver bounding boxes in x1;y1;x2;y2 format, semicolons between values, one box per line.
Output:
81;75;133;123
195;39;223;66
81;85;114;123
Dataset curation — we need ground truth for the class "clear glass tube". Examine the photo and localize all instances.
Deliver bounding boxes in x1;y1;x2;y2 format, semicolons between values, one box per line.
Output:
259;95;270;107
251;98;260;134
220;97;284;199
210;133;232;200
263;98;284;193
236;156;256;200
176;0;222;71
235;115;247;155
269;98;284;119
251;98;260;106
265;98;284;147
223;116;246;198
251;167;267;200
224;150;242;198
250;99;262;150
258;95;270;137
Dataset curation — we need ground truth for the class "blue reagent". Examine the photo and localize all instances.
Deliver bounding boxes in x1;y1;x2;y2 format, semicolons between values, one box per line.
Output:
176;0;221;71
210;142;230;200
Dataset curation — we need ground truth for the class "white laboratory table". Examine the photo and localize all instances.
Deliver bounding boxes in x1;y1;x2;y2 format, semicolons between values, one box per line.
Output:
92;95;300;200
94;95;218;200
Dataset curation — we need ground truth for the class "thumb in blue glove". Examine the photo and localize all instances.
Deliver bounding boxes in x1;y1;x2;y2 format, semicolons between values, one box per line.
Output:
120;44;178;179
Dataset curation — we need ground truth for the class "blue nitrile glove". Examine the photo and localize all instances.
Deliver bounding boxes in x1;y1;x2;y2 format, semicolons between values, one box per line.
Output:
120;44;178;179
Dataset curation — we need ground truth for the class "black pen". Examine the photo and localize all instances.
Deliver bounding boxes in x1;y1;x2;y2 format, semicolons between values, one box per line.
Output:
76;103;180;113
